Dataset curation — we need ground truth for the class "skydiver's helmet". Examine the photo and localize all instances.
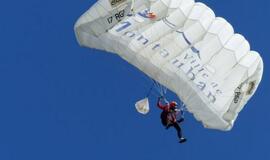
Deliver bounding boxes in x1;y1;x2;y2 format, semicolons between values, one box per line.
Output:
170;101;178;107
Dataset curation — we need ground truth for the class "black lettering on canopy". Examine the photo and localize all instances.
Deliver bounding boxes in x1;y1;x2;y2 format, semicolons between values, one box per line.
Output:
110;0;127;7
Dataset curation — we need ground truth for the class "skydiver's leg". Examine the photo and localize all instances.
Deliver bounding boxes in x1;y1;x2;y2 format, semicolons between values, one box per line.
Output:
173;123;183;139
173;123;187;143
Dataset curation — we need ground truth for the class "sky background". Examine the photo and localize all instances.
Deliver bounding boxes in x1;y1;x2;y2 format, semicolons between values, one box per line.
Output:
0;0;269;160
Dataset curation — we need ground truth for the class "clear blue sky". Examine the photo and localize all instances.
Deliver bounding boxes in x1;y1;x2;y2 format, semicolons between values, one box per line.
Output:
0;0;269;160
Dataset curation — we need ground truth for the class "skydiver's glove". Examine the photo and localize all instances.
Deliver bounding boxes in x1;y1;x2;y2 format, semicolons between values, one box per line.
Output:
174;109;181;112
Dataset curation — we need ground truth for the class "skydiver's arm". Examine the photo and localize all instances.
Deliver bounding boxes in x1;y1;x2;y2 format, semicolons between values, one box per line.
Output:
157;97;168;110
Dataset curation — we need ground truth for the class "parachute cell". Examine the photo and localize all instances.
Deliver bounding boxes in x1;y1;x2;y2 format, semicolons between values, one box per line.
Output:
74;0;264;131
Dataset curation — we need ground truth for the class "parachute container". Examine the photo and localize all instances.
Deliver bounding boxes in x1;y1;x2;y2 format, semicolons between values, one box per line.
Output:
74;0;264;131
135;98;150;115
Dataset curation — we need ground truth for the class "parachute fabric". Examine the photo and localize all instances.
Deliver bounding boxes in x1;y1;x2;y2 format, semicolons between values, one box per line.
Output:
74;0;264;131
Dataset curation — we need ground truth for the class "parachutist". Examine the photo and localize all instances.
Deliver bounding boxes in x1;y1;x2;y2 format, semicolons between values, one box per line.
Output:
147;12;156;19
128;0;135;16
157;97;187;143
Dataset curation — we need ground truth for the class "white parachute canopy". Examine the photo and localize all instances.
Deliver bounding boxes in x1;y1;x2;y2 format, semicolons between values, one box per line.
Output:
74;0;263;131
135;98;150;115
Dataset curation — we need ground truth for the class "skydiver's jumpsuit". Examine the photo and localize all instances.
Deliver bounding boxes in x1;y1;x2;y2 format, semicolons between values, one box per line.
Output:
157;99;184;140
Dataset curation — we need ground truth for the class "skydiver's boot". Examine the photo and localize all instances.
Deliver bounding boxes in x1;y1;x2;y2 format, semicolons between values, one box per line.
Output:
179;137;187;143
